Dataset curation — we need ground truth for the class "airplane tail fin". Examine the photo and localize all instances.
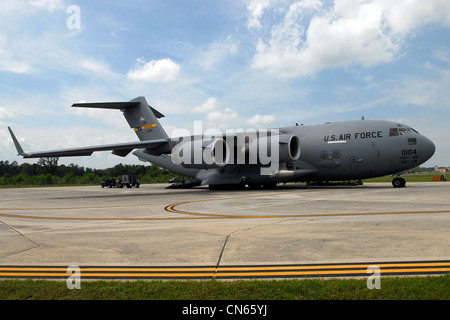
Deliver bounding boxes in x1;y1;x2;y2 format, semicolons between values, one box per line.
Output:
73;96;172;153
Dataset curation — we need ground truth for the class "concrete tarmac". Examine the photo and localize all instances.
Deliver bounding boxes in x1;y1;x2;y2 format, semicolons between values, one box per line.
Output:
0;182;449;267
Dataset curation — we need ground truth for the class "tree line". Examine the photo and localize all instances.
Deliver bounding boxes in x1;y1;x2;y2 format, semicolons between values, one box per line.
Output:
0;158;181;186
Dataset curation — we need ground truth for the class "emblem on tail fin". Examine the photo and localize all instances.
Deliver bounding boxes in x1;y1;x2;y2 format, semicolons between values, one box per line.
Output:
134;124;157;132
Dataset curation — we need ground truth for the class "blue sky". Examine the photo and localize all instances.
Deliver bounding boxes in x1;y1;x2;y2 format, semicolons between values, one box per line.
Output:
1;0;449;168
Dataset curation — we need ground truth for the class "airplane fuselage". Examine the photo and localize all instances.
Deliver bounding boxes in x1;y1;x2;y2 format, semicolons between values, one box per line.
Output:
135;119;435;187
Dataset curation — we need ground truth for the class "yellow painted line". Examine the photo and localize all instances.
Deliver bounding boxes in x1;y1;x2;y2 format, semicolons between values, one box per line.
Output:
1;261;448;279
1;191;449;221
0;193;279;221
0;212;225;221
0;202;173;220
214;268;450;277
1;268;448;278
163;192;450;218
2;207;449;222
79;267;216;272
165;199;450;219
218;262;450;271
0;267;216;272
0;267;68;272
0;202;169;211
0;273;215;278
1;262;448;273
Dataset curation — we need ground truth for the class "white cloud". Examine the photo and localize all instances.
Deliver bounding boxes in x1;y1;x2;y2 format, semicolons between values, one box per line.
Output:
127;58;181;83
78;58;114;76
0;10;111;77
29;0;64;12
0;0;61;13
193;36;239;69
247;0;271;29
0;107;15;119
246;113;276;127
205;108;240;129
382;0;450;34
386;68;450;108
191;97;219;113
203;103;276;129
0;35;34;74
251;0;450;78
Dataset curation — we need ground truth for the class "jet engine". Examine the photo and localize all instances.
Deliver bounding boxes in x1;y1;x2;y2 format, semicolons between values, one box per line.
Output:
171;137;230;169
246;134;301;164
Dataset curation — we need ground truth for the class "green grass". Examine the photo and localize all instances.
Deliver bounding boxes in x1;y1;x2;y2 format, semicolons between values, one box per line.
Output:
364;173;447;183
0;276;448;300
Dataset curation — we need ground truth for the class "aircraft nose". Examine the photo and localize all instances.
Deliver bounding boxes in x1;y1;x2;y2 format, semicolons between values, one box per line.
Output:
421;135;436;162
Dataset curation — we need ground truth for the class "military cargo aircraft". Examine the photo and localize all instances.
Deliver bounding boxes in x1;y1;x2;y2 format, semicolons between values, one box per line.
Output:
8;96;435;189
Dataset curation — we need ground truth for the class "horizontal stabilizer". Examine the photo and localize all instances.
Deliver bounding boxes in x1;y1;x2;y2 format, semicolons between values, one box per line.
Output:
72;101;140;110
72;98;165;119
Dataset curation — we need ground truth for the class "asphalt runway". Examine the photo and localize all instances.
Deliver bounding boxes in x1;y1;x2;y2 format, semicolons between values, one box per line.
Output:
0;182;449;279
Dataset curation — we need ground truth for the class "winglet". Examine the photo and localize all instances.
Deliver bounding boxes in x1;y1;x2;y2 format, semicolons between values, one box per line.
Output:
7;127;26;156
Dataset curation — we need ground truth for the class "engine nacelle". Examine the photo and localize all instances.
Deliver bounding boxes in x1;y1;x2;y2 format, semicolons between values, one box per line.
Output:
171;137;230;169
247;134;301;164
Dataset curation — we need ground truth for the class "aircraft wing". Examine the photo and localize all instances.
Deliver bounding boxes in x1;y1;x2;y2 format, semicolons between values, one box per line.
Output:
8;127;168;158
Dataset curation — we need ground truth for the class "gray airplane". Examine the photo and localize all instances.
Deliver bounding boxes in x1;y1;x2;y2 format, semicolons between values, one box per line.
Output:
8;96;435;189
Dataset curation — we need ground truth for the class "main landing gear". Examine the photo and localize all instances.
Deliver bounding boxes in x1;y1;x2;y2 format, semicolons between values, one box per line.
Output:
392;177;406;188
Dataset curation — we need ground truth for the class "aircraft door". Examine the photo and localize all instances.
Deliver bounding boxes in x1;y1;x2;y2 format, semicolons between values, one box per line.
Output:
350;156;358;171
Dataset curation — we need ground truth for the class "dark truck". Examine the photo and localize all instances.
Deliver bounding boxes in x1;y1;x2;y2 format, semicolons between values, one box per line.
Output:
119;174;140;188
101;178;116;188
101;175;140;188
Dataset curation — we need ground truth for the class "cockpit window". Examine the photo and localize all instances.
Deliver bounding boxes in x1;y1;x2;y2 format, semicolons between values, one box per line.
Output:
390;127;419;137
389;128;399;136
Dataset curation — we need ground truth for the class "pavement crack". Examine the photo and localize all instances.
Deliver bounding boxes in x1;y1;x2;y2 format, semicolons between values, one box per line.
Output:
0;219;40;248
215;228;251;273
214;219;308;274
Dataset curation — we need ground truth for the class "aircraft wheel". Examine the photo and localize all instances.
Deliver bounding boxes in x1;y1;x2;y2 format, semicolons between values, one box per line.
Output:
392;177;406;188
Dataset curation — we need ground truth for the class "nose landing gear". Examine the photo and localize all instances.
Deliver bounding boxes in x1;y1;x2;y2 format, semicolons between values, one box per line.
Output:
392;177;406;188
